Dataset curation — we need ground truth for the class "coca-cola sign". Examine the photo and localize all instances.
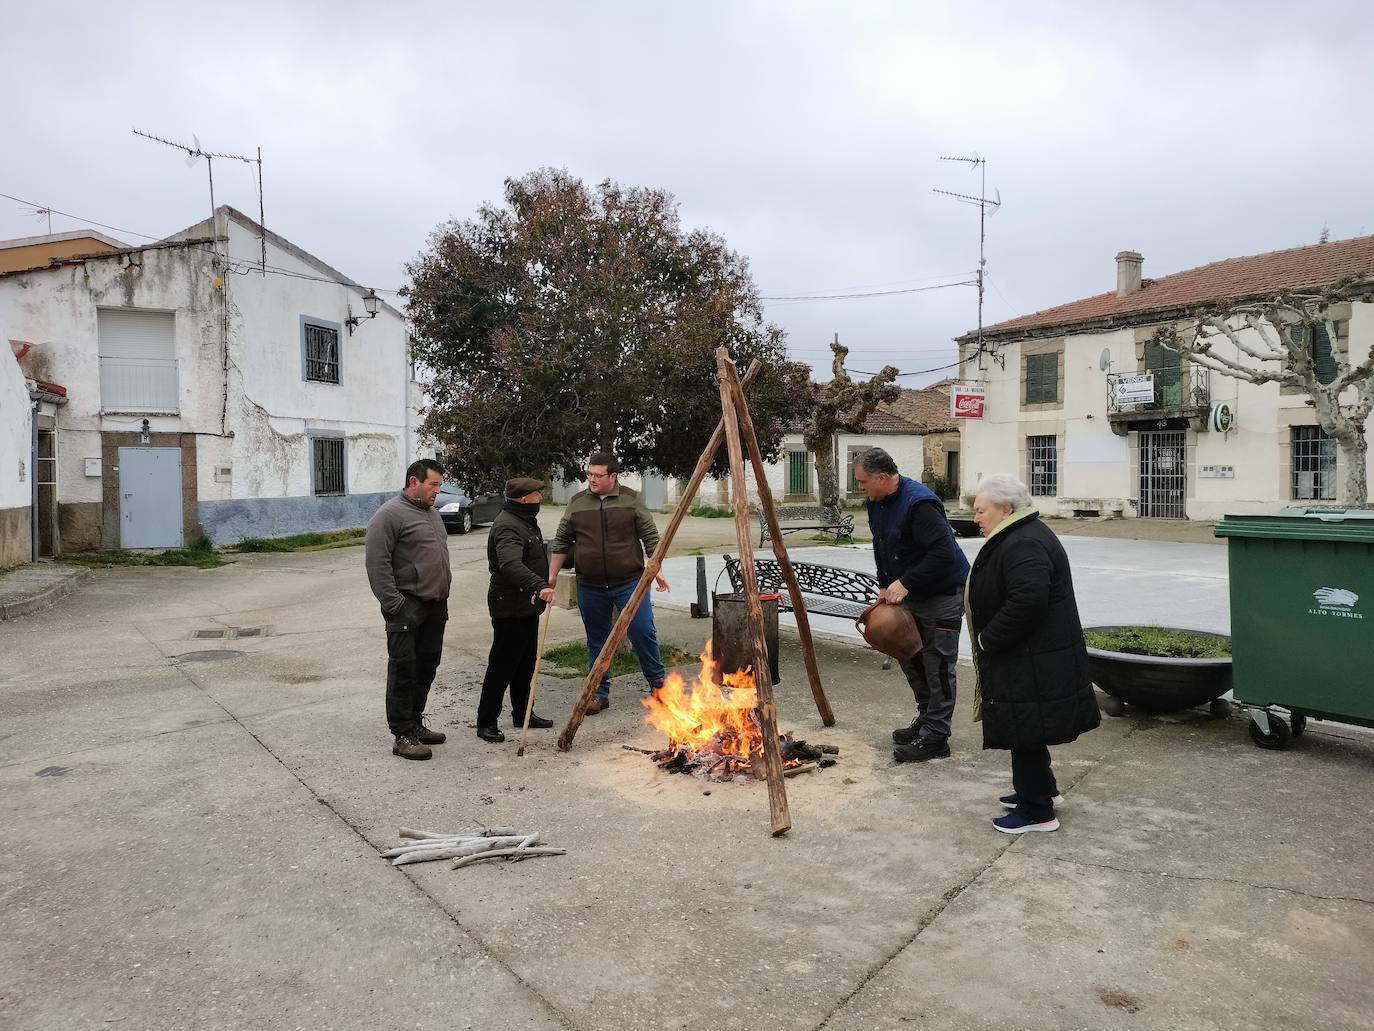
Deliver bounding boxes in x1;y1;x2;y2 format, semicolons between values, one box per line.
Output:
950;384;986;419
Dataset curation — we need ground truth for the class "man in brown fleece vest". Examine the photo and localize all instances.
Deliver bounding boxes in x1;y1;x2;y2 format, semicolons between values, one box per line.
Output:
364;458;453;760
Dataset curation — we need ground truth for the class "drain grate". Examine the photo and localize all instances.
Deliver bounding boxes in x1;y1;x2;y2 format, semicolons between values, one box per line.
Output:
234;627;264;638
193;629;227;640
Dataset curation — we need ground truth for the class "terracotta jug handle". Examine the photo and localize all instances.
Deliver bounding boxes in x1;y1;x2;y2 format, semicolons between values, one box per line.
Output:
855;599;883;631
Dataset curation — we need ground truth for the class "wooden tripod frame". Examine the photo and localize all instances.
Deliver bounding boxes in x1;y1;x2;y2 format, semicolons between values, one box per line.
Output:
556;349;834;837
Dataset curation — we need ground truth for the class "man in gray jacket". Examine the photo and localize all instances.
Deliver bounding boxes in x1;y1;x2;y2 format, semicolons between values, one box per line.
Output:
365;458;453;760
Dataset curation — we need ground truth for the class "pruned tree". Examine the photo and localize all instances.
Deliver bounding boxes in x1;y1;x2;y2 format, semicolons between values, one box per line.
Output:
801;337;899;507
403;168;813;492
1153;278;1374;506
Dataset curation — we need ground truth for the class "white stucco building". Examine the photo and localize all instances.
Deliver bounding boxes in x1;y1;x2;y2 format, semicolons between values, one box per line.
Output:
0;207;430;551
1;351;32;565
956;237;1374;520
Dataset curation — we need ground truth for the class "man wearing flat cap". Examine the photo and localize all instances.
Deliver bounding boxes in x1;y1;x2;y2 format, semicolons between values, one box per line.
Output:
476;477;558;742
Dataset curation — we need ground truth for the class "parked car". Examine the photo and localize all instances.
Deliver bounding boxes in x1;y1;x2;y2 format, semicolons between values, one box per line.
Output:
435;485;503;534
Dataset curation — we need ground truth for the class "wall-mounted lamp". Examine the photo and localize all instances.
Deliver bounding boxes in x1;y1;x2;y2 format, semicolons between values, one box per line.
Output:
345;288;380;335
140;418;151;444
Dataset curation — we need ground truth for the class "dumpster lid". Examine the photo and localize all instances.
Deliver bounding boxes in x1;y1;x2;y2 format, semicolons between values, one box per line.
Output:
1216;508;1374;542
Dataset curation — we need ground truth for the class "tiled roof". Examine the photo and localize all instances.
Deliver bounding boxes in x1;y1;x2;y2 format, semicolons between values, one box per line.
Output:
879;387;956;433
966;234;1374;341
859;406;922;434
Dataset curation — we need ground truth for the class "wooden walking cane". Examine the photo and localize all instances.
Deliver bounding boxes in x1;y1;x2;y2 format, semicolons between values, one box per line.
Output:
517;600;556;757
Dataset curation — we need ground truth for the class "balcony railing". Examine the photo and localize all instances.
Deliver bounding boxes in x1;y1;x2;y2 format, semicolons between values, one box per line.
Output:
1106;364;1209;418
100;356;179;412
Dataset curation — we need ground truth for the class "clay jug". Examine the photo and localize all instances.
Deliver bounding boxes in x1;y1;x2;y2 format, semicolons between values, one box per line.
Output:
855;600;924;661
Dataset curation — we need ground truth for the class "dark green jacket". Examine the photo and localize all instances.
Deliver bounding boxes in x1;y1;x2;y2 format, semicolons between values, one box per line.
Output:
487;505;550;619
551;485;659;588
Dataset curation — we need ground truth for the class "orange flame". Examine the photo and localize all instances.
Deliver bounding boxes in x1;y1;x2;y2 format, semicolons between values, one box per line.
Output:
641;642;762;759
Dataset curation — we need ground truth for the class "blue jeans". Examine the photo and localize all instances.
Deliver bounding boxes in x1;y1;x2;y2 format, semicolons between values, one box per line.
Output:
577;580;666;698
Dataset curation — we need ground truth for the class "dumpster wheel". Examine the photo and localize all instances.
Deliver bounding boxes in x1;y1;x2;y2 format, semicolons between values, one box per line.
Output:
1289;713;1307;737
1249;713;1292;751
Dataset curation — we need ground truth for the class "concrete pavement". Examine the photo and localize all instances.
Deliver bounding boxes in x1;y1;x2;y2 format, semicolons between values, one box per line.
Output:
1;517;1370;1030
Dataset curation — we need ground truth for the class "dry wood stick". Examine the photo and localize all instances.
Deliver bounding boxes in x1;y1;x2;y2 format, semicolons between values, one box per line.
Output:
517;601;556;757
399;826;515;840
451;846;567;870
716;347;791;837
557;361;764;752
391;836;541;866
783;761;818;778
722;361;835;727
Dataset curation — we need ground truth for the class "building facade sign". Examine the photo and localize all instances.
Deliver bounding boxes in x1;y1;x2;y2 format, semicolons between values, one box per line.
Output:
950;384;986;419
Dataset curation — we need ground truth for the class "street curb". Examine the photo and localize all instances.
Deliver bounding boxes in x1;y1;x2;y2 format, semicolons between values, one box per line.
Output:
0;568;91;621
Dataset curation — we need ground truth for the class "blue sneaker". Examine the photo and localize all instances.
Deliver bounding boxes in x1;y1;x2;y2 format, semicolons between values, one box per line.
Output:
1000;792;1064;810
992;812;1059;834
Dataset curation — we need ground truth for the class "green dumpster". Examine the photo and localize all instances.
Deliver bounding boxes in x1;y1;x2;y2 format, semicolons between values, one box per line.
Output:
1215;509;1374;749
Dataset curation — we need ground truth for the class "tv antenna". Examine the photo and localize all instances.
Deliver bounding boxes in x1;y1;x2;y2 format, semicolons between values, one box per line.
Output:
133;129;266;273
934;153;1002;369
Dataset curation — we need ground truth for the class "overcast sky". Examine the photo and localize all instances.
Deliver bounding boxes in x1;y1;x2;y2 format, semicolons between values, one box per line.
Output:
4;1;1371;383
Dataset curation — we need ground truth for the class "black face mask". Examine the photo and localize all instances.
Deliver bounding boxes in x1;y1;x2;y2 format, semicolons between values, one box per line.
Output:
505;498;540;518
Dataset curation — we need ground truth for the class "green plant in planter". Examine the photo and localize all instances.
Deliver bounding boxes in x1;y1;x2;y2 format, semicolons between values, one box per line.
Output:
1085;626;1231;659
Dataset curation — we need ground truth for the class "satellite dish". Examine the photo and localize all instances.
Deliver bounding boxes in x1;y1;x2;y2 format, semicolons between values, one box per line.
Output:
1098;348;1112;371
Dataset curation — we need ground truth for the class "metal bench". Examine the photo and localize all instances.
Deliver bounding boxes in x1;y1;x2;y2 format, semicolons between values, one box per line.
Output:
757;504;855;546
722;554;878;620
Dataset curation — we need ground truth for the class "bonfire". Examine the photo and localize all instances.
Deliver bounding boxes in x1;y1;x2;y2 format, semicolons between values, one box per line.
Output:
638;643;837;781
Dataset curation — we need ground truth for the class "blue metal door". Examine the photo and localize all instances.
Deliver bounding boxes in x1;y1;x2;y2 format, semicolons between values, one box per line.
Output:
119;447;183;548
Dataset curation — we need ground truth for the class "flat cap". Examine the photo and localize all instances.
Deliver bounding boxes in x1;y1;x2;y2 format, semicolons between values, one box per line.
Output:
504;476;547;499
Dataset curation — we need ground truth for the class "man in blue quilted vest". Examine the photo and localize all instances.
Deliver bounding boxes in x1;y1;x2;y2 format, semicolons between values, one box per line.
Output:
855;447;970;762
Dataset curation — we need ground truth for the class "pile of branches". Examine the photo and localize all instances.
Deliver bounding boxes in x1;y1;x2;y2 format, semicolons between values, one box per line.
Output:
382;826;566;869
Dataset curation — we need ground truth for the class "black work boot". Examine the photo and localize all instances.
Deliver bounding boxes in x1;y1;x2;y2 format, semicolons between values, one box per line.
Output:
893;737;950;763
892;717;925;745
392;734;433;761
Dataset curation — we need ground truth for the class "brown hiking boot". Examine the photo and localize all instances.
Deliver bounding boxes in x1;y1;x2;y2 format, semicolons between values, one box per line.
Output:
586;696;610;715
415;721;446;745
392;734;432;760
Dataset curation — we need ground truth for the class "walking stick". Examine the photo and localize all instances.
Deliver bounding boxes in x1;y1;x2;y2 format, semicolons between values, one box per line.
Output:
517;600;556;757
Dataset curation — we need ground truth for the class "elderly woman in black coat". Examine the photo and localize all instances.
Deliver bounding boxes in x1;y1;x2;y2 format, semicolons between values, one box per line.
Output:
969;474;1100;833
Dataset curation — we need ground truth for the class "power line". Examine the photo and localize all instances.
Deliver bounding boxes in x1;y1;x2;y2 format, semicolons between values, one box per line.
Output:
0;191;161;241
761;278;976;302
850;355;965;379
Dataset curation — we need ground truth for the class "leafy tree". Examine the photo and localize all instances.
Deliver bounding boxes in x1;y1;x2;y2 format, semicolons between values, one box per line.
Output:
801;338;899;506
403;168;813;493
1154;278;1374;506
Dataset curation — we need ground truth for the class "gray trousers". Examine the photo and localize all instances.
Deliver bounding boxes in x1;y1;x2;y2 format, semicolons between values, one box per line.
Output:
895;590;964;743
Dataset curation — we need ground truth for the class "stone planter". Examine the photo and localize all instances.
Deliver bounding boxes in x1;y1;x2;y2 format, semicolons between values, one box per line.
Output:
1084;626;1233;717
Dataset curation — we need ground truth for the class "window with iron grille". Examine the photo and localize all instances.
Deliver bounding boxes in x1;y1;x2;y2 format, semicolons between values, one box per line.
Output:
312;437;346;495
1025;352;1059;405
302;319;341;384
1292;426;1336;501
1028;435;1057;496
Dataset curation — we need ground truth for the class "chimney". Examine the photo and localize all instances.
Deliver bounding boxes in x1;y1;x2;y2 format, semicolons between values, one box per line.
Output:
1115;251;1143;297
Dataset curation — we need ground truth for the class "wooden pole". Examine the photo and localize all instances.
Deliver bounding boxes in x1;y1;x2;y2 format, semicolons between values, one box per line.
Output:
516;601;555;757
715;347;791;836
557;361;763;752
721;361;835;727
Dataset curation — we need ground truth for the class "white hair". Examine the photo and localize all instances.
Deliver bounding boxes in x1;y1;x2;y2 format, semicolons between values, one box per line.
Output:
975;474;1032;510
